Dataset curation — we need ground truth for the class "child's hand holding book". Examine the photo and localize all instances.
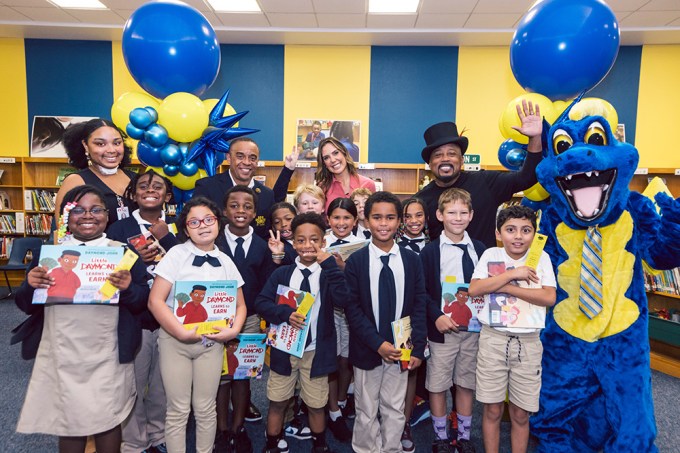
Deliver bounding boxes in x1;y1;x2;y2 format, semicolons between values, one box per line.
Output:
288;311;306;330
205;323;239;344
435;314;459;334
27;266;54;289
378;341;402;363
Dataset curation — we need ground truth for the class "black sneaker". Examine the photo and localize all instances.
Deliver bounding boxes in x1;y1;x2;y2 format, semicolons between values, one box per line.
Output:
245;401;263;422
432;439;452;453
341;395;355;419
456;439;476;453
214;430;233;453
284;417;312;440
148;443;167;453
327;415;352;443
232;426;253;453
312;445;335;453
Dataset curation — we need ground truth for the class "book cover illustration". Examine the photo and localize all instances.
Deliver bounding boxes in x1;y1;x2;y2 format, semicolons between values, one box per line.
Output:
32;245;124;304
222;333;267;380
325;239;370;262
486;261;546;329
266;285;314;358
441;281;484;332
392;316;413;372
173;280;238;335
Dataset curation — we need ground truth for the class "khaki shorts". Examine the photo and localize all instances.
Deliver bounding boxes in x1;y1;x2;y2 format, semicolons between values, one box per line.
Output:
267;350;329;409
426;331;478;392
334;309;349;358
475;326;543;413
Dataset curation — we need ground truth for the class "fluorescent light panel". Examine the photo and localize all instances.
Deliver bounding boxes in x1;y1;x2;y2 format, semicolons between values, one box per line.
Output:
369;0;419;14
48;0;107;9
208;0;262;13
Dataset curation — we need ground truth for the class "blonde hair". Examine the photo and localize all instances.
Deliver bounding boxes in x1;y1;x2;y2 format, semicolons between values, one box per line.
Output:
293;184;326;208
350;187;373;201
438;188;473;212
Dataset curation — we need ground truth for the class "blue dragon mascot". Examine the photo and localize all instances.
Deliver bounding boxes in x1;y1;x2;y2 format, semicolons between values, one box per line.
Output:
530;102;680;452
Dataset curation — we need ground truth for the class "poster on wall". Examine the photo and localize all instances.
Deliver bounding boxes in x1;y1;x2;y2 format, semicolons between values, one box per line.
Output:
614;123;626;143
296;119;361;162
31;116;96;158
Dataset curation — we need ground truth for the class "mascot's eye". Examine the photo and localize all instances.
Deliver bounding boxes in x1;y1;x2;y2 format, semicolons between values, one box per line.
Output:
584;121;608;146
552;129;573;154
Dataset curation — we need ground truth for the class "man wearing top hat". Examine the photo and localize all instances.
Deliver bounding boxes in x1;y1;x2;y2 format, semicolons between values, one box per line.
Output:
415;100;544;247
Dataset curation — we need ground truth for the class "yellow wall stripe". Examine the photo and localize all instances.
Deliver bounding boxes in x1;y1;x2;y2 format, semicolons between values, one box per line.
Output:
0;38;28;156
111;41;146;102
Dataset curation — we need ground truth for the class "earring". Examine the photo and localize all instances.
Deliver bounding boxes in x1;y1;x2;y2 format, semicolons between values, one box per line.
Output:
86;153;92;166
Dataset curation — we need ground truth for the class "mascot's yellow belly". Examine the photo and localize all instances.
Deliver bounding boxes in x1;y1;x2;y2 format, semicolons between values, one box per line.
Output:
554;210;640;342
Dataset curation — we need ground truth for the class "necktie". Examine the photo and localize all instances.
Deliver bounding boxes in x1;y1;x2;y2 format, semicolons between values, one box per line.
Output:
378;254;397;342
300;268;312;346
192;255;222;267
453;244;474;282
234;237;246;266
363;230;372;239
399;237;425;253
329;239;349;247
579;226;603;319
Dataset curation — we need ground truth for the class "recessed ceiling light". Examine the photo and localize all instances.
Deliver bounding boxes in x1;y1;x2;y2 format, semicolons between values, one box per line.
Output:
208;0;262;13
48;0;107;9
369;0;420;14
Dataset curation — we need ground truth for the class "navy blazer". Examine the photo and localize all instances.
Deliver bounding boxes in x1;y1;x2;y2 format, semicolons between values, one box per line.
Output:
193;168;294;239
254;257;348;378
420;237;487;343
344;246;428;371
14;243;149;364
216;232;276;316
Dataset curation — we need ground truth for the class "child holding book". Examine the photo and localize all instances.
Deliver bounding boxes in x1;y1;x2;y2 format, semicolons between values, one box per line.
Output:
214;185;277;452
350;187;372;240
468;205;556;453
15;185;150;453
294;184;326;216
420;188;487;453
255;212;349;453
344;191;428;453
148;197;247;453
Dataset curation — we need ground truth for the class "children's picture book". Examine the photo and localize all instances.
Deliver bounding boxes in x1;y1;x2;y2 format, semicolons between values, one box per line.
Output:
392;316;413;372
32;245;124;304
486;262;546;329
325;239;370;262
173;280;238;335
441;280;484;332
222;333;267;380
266;285;313;358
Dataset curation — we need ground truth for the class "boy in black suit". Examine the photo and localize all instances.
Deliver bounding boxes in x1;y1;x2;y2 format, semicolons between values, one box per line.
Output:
344;191;428;453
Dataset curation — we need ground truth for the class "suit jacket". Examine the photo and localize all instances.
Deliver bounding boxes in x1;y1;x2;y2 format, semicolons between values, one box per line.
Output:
420;237;487;343
254;257;348;378
344;246;428;370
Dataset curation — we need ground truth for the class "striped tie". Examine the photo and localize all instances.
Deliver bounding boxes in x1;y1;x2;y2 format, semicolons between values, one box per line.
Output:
579;226;603;319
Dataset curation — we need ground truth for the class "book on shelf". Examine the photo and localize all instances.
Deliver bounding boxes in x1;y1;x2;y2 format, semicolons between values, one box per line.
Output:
31;245;125;305
173;280;238;335
0;237;13;259
392;316;413;372
0;190;11;210
266;284;315;358
55;167;77;186
441;279;484;333
222;333;267;380
0;214;17;234
24;189;56;212
644;267;680;296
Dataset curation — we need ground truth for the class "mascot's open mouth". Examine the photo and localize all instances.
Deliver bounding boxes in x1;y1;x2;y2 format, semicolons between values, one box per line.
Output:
556;168;617;220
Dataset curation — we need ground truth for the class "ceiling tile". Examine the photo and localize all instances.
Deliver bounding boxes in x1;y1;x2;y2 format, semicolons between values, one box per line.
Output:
474;0;535;14
465;13;521;29
100;0;146;9
259;0;314;14
420;0;477;14
267;13;317;27
367;14;416;28
415;13;468;29
669;16;680;26
317;13;365;28
0;6;29;20
605;0;649;12
641;0;680;11
12;6;78;22
312;0;365;14
66;9;126;25
214;12;270;27
620;10;680;27
1;0;48;7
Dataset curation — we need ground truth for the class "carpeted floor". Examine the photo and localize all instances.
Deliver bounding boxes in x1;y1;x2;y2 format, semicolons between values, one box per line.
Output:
2;292;679;452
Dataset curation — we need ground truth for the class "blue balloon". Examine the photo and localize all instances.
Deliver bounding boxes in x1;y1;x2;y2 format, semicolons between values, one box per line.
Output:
144;106;158;123
121;1;221;98
179;161;198;177
144;124;169;148
498;139;527;171
129;107;154;129
507;149;527;167
136;141;165;167
160;144;182;166
178;142;190;158
126;123;145;140
164;165;180;177
172;186;185;204
510;0;619;101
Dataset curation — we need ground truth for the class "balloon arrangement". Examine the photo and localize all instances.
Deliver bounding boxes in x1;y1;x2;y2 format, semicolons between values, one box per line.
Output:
497;0;621;207
110;0;258;207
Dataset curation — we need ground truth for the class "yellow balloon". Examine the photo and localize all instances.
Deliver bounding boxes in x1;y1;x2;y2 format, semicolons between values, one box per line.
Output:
524;182;550;202
168;169;208;191
202;99;239;127
499;93;555;145
552;100;570;118
111;91;159;130
569;98;618;132
157;92;209;143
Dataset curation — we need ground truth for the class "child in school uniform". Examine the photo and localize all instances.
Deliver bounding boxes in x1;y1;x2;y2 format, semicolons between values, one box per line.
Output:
255;212;350;453
420;188;487;453
397;197;430;254
148;197;247;453
344;191;428;453
214;185;277;453
268;202;298;266
294;184;326;216
468;205;556;453
108;169;177;453
350;187;372;240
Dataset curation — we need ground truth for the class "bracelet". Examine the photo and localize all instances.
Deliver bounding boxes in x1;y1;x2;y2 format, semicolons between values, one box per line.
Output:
272;253;285;260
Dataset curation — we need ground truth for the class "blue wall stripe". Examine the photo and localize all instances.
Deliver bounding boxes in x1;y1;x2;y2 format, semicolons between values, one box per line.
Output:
24;39;113;141
587;45;642;145
368;46;458;163
204;45;285;161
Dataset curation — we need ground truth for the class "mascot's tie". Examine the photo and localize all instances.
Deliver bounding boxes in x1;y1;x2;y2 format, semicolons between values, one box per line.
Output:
579;226;603;319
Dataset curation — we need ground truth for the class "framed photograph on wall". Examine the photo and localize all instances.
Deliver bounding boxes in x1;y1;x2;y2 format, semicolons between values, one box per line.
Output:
30;116;96;158
296;119;361;162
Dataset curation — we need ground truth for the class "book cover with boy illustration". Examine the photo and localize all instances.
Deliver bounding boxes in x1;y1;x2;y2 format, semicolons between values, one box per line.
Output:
173;280;238;335
32;245;124;304
486;262;546;329
441;281;484;332
266;284;313;358
222;333;267;380
392;316;413;372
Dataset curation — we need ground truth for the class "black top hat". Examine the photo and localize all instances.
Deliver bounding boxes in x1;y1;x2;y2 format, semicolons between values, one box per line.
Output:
421;122;469;162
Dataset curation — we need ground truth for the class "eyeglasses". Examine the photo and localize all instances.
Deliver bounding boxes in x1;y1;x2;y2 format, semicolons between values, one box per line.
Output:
186;216;218;229
70;207;108;216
